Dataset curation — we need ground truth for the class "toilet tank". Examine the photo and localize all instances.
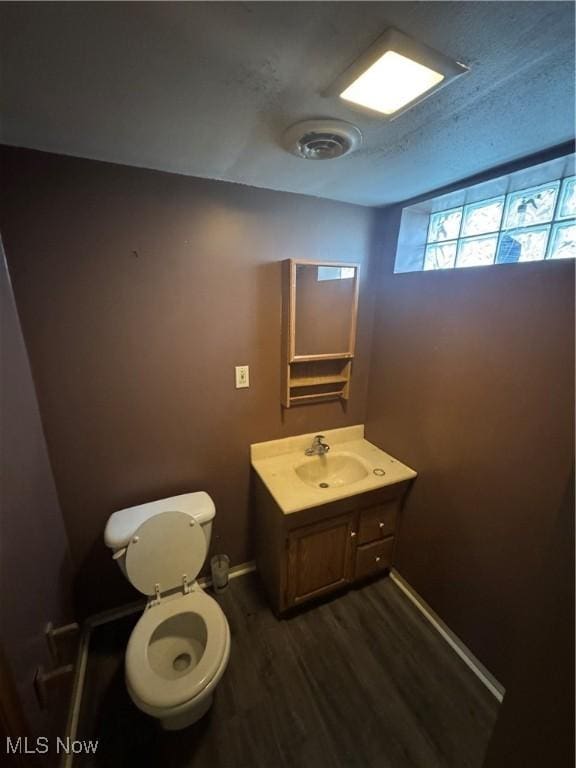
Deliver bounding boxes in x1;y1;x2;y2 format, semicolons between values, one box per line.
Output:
104;492;216;577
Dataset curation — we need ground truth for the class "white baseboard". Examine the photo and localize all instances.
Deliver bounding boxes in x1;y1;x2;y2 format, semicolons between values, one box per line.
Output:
200;559;257;587
390;569;505;702
87;598;146;629
60;626;90;768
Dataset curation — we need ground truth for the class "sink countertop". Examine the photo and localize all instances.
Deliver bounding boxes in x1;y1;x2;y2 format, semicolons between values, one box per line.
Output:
250;425;417;515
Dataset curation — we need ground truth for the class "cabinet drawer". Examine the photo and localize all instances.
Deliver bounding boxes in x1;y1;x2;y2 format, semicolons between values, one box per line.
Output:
358;502;398;545
355;537;394;580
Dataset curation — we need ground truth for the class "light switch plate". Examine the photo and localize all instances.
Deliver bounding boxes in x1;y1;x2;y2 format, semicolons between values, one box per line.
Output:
235;365;250;389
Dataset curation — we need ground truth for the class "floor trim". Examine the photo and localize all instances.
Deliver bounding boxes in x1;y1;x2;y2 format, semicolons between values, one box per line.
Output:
390;569;505;702
202;559;257;586
60;625;90;768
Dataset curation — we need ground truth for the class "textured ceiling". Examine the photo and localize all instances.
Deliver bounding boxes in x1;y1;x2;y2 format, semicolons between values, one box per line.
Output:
0;2;574;206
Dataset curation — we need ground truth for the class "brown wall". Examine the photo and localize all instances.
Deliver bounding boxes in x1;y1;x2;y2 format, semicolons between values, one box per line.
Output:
0;147;376;613
482;471;574;768
0;241;73;737
365;204;574;685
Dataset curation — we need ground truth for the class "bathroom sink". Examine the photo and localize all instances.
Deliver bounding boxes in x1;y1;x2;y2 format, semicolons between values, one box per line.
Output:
251;425;417;515
295;453;370;489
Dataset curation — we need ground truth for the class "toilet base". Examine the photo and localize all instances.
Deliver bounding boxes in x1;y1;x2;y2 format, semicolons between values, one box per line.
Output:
160;692;214;731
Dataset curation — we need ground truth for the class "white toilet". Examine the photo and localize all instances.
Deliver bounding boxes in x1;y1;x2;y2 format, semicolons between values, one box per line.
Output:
104;492;231;730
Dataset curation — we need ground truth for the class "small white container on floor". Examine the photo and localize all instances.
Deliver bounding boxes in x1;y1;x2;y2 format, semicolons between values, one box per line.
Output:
210;555;230;592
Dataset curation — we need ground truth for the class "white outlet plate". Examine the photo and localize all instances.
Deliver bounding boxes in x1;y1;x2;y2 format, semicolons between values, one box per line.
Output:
235;365;250;389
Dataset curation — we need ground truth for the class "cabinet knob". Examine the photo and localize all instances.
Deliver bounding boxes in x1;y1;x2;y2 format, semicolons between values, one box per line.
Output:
375;556;381;563
378;522;385;529
350;531;357;538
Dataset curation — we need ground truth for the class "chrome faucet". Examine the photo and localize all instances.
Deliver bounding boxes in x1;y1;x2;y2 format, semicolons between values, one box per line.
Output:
305;435;330;456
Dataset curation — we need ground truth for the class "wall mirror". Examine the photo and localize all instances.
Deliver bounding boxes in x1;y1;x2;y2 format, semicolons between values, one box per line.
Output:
281;259;360;407
294;263;358;357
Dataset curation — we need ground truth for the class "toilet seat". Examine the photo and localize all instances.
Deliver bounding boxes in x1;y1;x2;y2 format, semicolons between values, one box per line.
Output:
126;589;229;710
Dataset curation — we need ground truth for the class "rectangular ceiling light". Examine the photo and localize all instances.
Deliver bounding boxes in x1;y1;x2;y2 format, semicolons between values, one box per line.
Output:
328;27;468;120
340;51;444;115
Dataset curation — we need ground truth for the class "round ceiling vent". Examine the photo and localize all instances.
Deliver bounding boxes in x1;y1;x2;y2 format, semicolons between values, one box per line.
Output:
282;119;362;160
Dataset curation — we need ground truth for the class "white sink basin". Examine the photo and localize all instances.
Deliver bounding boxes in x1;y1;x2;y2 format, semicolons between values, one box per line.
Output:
251;425;417;515
295;452;370;489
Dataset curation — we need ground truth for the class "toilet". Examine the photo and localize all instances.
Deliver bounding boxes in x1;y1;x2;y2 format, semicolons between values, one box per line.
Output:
104;492;231;730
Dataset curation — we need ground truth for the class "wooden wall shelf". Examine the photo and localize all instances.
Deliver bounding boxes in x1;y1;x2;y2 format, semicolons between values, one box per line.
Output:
289;375;349;388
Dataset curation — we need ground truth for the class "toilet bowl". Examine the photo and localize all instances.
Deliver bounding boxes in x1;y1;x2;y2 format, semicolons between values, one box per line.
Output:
126;588;231;729
104;492;231;730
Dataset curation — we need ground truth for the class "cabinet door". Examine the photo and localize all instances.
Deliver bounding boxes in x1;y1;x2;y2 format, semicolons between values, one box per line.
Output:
286;513;355;608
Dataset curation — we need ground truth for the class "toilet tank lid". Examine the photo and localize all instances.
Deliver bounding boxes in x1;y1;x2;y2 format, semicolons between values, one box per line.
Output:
104;491;215;550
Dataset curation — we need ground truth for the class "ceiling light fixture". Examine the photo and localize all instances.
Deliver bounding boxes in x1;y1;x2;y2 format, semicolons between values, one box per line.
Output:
328;27;468;119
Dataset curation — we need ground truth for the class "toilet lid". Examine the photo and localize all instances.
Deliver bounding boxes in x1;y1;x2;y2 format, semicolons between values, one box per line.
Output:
125;511;207;596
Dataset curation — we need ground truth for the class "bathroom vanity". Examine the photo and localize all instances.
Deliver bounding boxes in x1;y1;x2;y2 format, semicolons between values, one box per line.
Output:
251;426;416;614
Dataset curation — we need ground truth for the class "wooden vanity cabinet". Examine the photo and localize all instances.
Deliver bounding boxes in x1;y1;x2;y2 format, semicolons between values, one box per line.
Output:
254;478;410;615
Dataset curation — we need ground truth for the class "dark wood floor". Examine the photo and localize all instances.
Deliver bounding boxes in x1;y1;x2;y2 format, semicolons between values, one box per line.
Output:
76;574;499;768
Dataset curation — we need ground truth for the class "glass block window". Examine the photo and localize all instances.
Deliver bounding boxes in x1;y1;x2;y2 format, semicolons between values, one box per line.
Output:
424;242;457;270
461;197;504;237
423;175;575;270
502;182;559;229
558;178;576;219
457;234;498;268
428;208;462;242
549;222;576;260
